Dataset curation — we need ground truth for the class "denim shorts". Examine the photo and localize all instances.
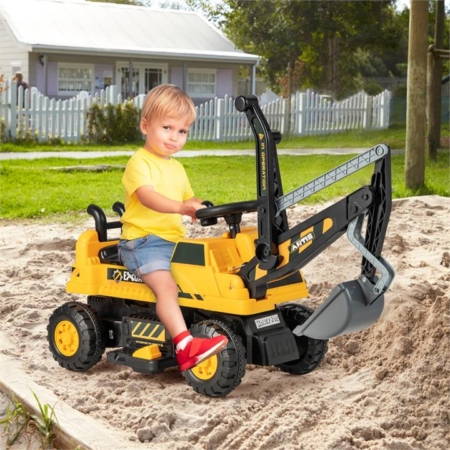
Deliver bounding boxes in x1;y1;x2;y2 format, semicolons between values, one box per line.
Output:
117;235;176;277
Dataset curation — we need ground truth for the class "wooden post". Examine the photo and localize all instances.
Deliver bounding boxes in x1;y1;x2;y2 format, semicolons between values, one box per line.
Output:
405;0;428;190
427;0;446;160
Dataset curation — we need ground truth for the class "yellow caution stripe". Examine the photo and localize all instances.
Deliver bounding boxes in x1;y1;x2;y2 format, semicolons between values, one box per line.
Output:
131;320;166;342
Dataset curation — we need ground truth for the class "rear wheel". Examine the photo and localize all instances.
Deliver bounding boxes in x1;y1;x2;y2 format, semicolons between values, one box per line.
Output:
276;303;328;375
182;320;246;397
47;301;105;371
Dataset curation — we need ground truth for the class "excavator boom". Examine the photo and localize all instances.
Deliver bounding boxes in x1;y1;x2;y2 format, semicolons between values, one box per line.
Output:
234;95;395;339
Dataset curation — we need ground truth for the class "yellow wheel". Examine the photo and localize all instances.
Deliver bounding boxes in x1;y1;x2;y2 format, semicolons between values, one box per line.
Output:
191;355;218;380
54;320;79;357
183;320;246;397
47;302;105;371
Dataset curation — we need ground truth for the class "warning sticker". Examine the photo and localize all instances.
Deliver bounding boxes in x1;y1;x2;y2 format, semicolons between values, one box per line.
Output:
255;314;280;329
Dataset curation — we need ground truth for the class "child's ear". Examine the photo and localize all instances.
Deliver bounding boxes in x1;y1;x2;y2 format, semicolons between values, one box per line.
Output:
140;117;148;135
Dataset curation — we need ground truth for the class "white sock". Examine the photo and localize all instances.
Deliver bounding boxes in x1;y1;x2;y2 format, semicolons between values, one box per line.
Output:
176;335;193;351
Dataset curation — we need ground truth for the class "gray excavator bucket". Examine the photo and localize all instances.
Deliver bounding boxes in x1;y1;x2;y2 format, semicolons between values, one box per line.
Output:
293;214;396;340
293;278;384;340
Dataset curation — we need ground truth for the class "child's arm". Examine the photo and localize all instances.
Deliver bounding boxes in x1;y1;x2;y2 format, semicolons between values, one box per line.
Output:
136;186;204;220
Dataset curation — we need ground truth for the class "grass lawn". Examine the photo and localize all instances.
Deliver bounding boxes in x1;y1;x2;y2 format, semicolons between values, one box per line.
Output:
1;150;448;221
0;123;428;152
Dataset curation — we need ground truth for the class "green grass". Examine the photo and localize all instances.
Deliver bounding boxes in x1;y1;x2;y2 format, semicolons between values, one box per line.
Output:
0;391;57;448
1;151;448;221
0;123;432;152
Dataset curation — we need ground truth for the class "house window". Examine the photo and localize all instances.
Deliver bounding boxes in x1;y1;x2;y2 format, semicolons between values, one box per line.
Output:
11;61;21;76
58;64;93;95
187;70;216;98
117;63;168;98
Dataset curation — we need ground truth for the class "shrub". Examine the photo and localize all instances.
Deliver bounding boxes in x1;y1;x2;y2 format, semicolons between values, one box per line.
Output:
362;80;383;96
86;101;141;144
393;83;407;98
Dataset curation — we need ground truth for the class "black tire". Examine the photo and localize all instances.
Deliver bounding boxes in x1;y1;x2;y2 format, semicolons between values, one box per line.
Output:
182;320;246;397
276;303;328;375
47;301;105;371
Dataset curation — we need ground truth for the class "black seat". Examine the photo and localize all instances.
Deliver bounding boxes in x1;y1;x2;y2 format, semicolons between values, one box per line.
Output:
99;244;122;266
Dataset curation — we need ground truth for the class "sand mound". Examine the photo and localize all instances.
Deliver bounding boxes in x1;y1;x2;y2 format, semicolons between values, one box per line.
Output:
0;195;449;449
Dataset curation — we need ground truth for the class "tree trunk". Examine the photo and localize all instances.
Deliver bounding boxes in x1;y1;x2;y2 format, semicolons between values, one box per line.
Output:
285;61;293;138
405;0;429;190
427;0;445;161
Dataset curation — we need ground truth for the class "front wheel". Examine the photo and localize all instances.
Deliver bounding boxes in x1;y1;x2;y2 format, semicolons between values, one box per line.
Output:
276;303;328;375
47;301;105;371
182;320;246;397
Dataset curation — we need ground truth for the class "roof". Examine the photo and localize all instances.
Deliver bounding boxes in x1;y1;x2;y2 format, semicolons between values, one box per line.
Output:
0;0;259;63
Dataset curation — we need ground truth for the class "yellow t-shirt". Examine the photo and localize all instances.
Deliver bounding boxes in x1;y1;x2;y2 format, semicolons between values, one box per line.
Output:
121;148;195;242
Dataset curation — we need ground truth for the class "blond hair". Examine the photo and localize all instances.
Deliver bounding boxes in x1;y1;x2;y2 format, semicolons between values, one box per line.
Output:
141;84;196;124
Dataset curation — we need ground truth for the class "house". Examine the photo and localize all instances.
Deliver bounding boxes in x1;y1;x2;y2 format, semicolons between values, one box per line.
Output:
0;0;259;104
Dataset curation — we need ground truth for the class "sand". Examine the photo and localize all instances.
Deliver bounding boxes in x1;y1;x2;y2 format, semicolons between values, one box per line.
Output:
0;195;449;450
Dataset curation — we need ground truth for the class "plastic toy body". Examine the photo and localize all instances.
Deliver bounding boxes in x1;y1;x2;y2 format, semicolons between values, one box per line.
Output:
47;96;395;397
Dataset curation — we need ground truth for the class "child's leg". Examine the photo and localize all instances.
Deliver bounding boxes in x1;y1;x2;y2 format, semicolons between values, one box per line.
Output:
140;269;228;372
140;270;187;338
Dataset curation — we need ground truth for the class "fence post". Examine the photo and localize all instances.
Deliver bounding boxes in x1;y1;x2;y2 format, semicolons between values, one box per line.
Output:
109;85;118;106
364;94;373;129
298;92;306;135
10;81;17;139
277;97;285;135
37;94;44;143
61;101;66;143
43;96;49;141
381;90;390;128
56;100;61;141
0;80;10;139
216;98;224;141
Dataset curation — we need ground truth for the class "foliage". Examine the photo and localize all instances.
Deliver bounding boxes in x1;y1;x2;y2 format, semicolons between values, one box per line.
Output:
159;0;184;9
0;74;8;94
0;118;6;142
86;101;141;144
0;391;57;448
88;0;150;5
206;0;402;99
0;75;8;141
0;396;28;446
30;391;57;448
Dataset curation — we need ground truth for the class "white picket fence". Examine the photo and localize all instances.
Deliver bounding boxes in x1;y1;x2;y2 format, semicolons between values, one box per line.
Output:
0;80;391;144
192;89;391;142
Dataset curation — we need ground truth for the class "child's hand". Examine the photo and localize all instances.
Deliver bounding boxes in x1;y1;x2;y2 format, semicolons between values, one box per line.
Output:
180;198;206;222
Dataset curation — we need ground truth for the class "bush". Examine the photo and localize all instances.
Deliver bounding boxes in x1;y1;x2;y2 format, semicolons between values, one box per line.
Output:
86;101;141;144
362;80;383;96
393;83;407;98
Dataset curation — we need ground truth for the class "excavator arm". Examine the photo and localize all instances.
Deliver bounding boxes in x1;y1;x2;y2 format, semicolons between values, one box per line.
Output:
197;95;395;339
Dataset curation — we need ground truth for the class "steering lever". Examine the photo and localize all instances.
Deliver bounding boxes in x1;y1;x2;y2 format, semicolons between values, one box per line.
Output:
196;200;257;238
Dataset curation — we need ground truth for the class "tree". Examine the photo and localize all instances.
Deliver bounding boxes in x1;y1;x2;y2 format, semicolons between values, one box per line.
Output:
158;1;183;9
405;0;429;190
88;0;152;6
209;0;401;99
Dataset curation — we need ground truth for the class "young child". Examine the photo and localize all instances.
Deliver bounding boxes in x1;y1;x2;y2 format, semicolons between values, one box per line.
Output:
118;84;228;371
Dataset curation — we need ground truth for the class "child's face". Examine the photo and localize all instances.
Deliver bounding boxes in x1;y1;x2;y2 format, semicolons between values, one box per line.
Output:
140;115;191;159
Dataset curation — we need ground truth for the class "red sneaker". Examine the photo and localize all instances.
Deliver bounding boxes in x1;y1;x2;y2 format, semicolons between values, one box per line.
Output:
176;335;228;372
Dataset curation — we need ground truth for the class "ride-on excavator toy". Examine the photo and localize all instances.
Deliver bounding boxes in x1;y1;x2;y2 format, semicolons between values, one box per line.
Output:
47;96;395;397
